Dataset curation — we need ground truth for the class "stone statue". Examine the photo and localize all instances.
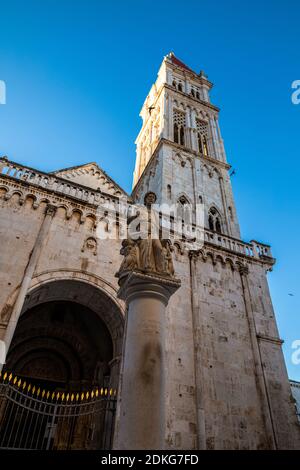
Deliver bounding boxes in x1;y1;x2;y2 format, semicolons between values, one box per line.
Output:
161;239;175;276
118;239;139;273
116;192;176;280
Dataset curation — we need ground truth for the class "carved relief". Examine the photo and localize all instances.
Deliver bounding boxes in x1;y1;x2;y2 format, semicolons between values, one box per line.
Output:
81;237;98;256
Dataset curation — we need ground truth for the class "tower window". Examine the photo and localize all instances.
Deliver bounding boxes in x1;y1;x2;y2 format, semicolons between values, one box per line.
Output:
215;218;221;234
172;80;177;88
208;207;223;233
208;214;214;231
196;119;209;156
178;82;183;92
191;88;195;97
180;126;185;146
167;184;172;199
196;91;200;100
173;109;186;146
174;123;179;143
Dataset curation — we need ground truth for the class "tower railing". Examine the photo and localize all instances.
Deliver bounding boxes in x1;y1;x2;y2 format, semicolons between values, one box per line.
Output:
204;229;273;260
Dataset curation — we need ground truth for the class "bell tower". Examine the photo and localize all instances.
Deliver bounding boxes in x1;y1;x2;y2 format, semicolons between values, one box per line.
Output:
133;52;240;239
130;53;300;450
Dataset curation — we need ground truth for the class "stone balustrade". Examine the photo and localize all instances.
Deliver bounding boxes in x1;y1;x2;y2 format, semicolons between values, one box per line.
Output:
204;229;273;260
0;157;120;206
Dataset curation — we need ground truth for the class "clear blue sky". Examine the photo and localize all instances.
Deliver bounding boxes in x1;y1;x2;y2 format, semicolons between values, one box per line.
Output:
0;1;299;379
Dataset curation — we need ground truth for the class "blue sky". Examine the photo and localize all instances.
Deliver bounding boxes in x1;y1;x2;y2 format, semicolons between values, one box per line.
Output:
0;0;299;379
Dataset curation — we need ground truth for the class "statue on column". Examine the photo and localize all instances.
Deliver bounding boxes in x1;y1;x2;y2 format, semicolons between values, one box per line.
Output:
116;192;175;280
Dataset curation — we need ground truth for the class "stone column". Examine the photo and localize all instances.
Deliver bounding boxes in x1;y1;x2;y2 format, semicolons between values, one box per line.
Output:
113;271;180;450
0;204;56;370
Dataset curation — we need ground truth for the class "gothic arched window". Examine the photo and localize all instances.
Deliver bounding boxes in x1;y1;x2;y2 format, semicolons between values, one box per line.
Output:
172;80;177;88
174;123;179;144
203;135;208;156
208;207;222;233
196;119;209;156
180;126;185;146
177;195;192;238
196;91;200;100
198;133;203;154
173;110;186;147
178;83;183;92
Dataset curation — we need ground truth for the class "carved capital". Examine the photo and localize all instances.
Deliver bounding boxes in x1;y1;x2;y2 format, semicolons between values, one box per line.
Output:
188;250;199;261
45;204;57;217
238;264;249;276
117;270;181;306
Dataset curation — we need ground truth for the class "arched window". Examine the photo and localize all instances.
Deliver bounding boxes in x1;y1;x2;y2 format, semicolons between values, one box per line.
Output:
208;207;223;233
180;126;185;146
167;184;172;199
215;218;221;234
174;123;179;144
191;88;195;97
177;195;192;238
172;80;177;88
173;110;186;147
203;135;208;156
196;91;200;100
196;119;209;156
197;133;203;154
178;83;183;92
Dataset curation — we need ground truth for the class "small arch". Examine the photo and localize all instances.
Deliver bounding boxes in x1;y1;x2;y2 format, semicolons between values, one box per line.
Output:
208;206;223;234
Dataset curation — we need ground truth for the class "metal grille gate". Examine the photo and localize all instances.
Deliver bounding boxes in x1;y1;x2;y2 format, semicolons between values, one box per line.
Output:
0;372;117;450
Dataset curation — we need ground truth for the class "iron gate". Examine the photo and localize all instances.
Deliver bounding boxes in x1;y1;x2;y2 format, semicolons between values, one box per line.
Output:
0;372;117;450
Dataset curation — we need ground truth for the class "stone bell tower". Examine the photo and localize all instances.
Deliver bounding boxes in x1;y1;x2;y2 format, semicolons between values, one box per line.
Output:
133;52;240;240
130;53;300;449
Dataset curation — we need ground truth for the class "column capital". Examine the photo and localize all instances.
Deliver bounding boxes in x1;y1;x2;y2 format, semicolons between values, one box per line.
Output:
117;270;181;306
45;204;57;217
188;250;199;261
238;264;249;276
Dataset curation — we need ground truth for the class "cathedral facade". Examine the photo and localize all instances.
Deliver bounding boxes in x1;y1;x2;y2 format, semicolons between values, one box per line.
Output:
0;53;299;450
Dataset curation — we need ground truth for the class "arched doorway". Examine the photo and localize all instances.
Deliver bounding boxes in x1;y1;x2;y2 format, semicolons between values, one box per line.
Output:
0;279;124;450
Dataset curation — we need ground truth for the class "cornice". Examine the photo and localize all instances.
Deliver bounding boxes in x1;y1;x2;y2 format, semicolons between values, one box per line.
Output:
256;334;284;346
165;84;219;113
161;138;231;170
132;138;230;196
0;173;133;208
